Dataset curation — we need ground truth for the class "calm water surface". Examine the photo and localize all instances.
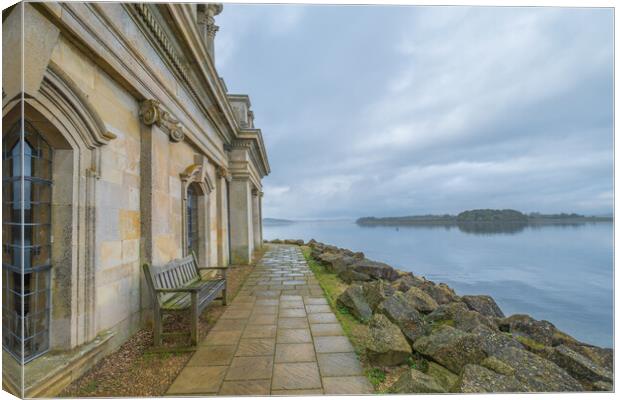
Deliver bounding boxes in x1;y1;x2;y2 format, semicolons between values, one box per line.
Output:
264;220;613;348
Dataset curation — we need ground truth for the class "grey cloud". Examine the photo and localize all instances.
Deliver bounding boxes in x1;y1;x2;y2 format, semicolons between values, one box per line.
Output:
216;5;613;219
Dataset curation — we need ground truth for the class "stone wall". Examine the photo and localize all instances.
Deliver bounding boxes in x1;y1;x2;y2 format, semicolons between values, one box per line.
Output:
2;2;270;396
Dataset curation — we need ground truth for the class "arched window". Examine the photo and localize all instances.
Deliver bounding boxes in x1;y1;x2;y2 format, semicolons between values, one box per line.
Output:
180;159;213;265
2;120;52;362
186;183;200;258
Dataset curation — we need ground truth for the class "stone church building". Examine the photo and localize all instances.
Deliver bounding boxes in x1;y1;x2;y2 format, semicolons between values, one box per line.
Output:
2;2;269;396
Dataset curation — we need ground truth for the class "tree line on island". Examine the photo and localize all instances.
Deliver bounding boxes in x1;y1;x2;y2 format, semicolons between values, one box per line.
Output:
357;209;612;227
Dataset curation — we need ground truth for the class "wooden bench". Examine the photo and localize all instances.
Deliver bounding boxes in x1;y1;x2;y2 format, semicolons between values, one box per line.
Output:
142;253;228;346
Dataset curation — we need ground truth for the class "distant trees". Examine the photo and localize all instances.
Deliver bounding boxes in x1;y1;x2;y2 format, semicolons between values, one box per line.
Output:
456;209;528;223
356;209;608;227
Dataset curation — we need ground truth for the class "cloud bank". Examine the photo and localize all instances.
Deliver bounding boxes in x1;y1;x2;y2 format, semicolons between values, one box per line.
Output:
216;5;613;219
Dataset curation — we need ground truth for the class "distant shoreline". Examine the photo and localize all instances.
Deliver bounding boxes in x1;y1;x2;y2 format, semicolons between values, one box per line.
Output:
356;209;612;227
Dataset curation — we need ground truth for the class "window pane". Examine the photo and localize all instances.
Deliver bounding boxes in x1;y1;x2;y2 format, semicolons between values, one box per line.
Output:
2;121;52;362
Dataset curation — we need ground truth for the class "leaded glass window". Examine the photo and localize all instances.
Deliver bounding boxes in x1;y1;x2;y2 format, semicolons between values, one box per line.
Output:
2;120;52;362
186;183;200;257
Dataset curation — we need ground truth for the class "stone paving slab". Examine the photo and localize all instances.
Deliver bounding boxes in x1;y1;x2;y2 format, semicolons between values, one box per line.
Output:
166;244;373;396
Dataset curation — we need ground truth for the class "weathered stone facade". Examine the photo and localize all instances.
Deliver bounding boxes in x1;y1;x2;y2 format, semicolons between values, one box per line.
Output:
2;2;269;397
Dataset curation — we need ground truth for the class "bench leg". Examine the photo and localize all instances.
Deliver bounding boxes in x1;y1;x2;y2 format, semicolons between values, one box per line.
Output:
222;286;228;306
154;309;162;347
190;292;199;346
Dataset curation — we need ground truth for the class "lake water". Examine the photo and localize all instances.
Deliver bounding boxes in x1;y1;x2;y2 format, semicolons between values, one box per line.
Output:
264;220;614;348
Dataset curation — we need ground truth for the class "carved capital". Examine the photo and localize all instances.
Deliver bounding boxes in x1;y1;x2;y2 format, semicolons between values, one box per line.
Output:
139;99;185;142
216;166;231;181
252;188;259;196
206;22;219;39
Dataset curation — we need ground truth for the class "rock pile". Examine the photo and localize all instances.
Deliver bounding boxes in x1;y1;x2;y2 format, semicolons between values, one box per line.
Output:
294;239;613;393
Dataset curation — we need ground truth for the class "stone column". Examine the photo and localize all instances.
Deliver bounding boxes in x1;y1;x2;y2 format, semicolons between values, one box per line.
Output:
252;188;261;250
216;166;230;266
259;191;264;245
228;177;253;264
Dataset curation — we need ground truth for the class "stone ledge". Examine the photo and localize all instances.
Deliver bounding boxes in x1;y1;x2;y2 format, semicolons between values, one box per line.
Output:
2;330;115;398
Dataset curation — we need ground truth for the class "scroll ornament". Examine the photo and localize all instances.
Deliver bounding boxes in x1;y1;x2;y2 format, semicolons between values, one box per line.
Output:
139;99;185;142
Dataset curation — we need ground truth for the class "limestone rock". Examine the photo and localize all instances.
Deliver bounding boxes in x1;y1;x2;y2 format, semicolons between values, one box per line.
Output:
426;301;469;324
592;381;613;391
336;285;373;322
338;268;372;284
462;295;505;318
416;281;459;305
366;314;411;366
480;356;515;376
426;362;458;392
283;239;304;245
404;287;439;314
376;292;427;343
498;314;556;346
470;325;524;355
575;345;613;371
318;252;355;274
413;326;487;374
362;280;395;311
391;274;427;293
456;364;527;393
545;345;613;386
426;302;497;333
353;259;400;281
390;368;445;393
493;346;583;392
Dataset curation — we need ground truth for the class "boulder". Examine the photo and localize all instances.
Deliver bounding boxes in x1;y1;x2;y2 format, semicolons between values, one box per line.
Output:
592;381;613;391
366;314;411;366
493;346;583;392
426;301;469;324
416;281;459;305
470;325;523;355
404;287;439;314
271;239;282;244
426;302;497;333
307;238;318;246
376;292;427;343
337;285;373;322
283;239;304;245
462;295;505;318
498;314;556;346
338;269;372;284
426;362;458;392
413;326;488;374
318;252;355;274
480;356;515;376
391;274;427;293
353;259;400;281
545;345;613;386
389;368;445;393
575;345;613;371
310;247;324;259
362;280;395;311
455;364;528;393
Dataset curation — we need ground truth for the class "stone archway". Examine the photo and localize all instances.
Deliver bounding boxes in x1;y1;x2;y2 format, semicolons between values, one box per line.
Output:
2;63;115;352
180;155;214;267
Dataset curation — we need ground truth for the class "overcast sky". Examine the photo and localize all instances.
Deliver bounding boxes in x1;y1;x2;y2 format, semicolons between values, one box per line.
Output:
215;5;613;219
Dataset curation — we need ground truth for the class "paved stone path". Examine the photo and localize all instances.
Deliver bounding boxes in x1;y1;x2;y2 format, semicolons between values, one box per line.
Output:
167;244;373;396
